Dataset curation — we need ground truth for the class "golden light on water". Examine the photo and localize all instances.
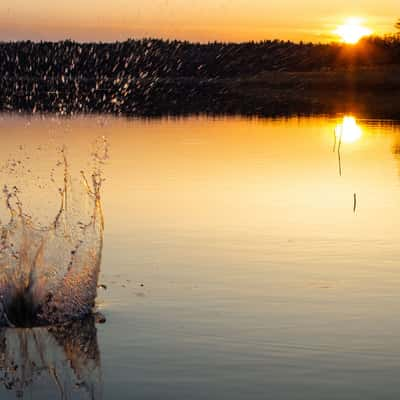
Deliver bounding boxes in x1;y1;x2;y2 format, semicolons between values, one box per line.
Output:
335;116;362;143
334;18;372;44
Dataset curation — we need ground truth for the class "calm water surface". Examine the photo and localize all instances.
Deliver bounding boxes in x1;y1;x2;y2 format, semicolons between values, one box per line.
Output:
0;114;400;399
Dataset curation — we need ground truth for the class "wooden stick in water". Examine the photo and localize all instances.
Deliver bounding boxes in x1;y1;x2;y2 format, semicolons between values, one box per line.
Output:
353;193;357;213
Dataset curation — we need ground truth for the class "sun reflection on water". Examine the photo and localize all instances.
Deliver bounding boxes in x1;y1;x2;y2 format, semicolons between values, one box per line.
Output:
335;116;362;144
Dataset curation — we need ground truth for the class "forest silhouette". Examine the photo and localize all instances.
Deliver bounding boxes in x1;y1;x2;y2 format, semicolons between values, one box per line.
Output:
1;35;400;117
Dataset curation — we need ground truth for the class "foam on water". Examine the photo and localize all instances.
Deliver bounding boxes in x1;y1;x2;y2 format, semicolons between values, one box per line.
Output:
0;140;107;327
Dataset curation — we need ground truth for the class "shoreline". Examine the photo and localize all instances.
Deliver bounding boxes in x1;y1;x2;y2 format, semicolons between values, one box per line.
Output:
2;69;400;119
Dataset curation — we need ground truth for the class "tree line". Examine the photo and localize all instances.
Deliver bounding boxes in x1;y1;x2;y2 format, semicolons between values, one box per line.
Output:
1;34;400;116
1;35;400;82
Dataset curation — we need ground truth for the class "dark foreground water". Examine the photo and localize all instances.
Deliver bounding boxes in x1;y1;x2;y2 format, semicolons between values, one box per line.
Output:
0;114;400;399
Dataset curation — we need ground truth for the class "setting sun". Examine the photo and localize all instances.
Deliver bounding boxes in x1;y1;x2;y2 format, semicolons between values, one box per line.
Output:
335;18;372;44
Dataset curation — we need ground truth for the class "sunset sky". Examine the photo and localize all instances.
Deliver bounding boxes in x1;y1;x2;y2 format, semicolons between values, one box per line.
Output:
0;0;399;43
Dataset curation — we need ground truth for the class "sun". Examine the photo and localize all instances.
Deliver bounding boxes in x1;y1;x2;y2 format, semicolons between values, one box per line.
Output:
334;18;372;44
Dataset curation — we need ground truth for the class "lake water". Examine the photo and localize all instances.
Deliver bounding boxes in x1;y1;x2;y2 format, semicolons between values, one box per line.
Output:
0;114;400;399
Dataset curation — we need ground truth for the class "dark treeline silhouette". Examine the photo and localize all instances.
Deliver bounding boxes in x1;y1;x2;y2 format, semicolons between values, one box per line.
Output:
1;36;400;117
3;37;400;78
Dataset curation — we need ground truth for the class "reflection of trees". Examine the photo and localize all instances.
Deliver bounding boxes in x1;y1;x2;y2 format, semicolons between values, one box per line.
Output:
0;317;102;399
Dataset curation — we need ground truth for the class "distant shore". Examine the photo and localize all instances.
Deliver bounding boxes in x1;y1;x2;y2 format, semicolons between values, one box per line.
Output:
1;39;400;118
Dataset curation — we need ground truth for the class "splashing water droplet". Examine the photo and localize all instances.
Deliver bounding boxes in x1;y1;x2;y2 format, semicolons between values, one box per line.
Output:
0;140;108;327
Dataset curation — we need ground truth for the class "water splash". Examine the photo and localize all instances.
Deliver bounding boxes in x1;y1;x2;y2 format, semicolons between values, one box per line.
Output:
0;140;107;327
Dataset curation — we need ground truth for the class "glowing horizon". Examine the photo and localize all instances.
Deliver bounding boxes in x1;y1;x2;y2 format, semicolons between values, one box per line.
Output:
0;0;398;43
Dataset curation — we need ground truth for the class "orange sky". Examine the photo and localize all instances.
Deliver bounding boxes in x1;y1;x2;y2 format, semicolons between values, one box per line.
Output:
0;0;399;43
